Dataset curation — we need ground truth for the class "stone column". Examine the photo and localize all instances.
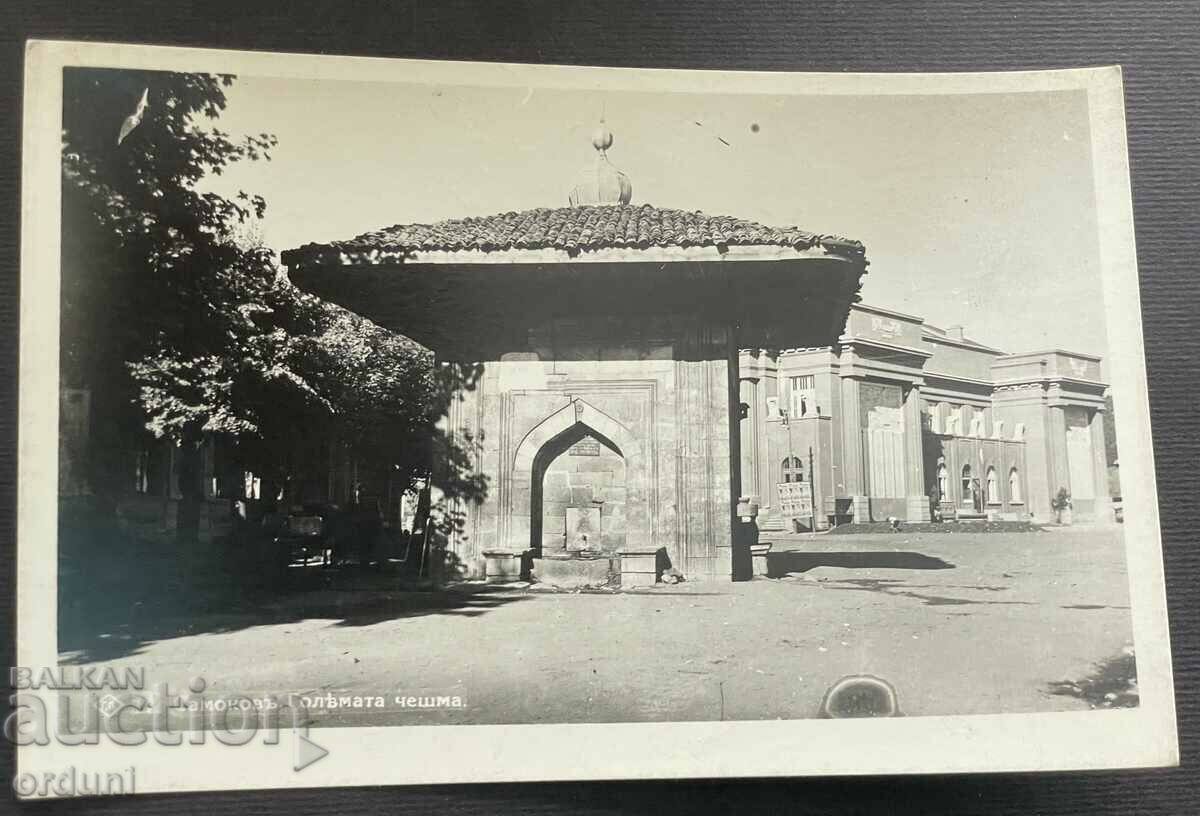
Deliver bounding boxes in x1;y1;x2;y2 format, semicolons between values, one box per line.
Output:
902;385;929;522
447;374;483;573
839;376;870;522
757;363;778;517
738;371;761;504
1090;407;1112;521
1047;405;1071;509
727;329;749;581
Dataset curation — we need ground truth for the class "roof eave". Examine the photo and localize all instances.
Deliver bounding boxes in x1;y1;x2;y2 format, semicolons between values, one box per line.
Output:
282;241;864;272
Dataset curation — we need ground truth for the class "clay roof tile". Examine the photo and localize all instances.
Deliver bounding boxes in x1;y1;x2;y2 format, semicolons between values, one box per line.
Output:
281;204;865;265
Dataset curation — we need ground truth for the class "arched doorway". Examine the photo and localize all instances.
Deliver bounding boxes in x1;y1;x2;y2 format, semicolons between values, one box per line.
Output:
531;423;627;555
509;399;650;555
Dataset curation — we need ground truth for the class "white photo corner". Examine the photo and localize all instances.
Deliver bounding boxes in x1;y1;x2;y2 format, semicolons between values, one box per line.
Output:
14;39;1178;798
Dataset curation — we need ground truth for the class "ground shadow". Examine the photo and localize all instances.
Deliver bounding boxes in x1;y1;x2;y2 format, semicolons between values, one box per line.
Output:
58;574;527;665
1047;650;1138;709
828;521;1045;535
766;551;955;578
57;352;501;666
820;579;1035;607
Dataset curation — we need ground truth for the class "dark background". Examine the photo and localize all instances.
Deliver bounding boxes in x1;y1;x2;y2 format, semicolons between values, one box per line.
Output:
1;1;1197;813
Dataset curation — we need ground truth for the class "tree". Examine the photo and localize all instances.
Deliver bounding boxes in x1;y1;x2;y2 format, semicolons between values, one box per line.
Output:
62;68;475;555
62;67;308;545
231;300;444;509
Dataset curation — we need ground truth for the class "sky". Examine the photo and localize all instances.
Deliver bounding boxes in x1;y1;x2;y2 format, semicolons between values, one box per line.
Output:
201;75;1108;358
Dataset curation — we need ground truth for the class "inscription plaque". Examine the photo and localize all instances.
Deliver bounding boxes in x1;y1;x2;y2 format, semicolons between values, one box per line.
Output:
569;437;601;456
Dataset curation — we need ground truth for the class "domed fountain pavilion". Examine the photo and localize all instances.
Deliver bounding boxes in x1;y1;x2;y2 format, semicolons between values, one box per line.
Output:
282;122;868;584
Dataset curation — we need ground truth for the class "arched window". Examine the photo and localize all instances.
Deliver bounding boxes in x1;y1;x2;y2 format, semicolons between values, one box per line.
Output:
1009;467;1022;503
937;462;948;502
961;464;972;504
986;466;998;504
782;456;804;483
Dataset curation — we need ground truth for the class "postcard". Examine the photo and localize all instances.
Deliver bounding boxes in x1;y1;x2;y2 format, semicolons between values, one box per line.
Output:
14;40;1177;797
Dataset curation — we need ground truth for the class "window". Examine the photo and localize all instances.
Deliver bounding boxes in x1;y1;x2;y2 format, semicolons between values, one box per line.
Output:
244;471;262;500
943;403;960;435
782;456;805;483
986;466;999;504
133;446;166;495
788;375;816;417
209;434;239;499
961;464;972;504
962;405;978;436
134;450;151;494
1009;468;1022;503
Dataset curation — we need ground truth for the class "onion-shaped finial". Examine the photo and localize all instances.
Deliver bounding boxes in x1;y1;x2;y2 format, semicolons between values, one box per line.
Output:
570;118;631;206
592;120;614;152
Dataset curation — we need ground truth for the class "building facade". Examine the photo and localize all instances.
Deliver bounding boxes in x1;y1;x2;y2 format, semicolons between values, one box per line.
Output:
58;389;405;546
739;303;1113;532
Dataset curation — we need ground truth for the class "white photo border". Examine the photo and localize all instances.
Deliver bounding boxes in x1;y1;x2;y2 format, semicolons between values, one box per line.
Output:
17;39;1178;795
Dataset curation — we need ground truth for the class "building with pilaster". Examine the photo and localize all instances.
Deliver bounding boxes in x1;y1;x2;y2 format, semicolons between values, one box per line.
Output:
738;303;1113;531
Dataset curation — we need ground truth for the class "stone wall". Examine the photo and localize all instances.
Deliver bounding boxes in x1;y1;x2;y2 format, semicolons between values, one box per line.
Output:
438;315;735;582
539;433;627;553
923;434;1029;520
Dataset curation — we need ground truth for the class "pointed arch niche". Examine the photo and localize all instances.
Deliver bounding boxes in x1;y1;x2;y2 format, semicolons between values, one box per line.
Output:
509;399;650;554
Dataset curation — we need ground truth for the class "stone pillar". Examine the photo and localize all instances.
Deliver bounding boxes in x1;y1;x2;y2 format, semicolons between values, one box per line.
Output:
1047;405;1071;509
727;329;749;581
738;371;761;504
756;357;780;526
1090;407;1113;521
902;385;929;522
447;374;483;573
839;376;869;521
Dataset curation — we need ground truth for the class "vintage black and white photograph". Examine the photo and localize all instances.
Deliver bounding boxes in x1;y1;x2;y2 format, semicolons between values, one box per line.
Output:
16;42;1177;793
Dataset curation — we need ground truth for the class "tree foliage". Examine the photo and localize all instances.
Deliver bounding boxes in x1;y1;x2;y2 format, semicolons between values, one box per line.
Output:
63;68;308;439
62;68;448;538
232;300;448;502
63;68;303;531
62;69;278;381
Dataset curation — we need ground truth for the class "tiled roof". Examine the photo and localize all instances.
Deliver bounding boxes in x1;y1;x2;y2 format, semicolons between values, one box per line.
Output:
281;204;865;266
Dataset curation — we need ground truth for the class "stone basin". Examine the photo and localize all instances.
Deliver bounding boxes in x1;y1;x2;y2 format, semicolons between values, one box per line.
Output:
532;553;619;589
